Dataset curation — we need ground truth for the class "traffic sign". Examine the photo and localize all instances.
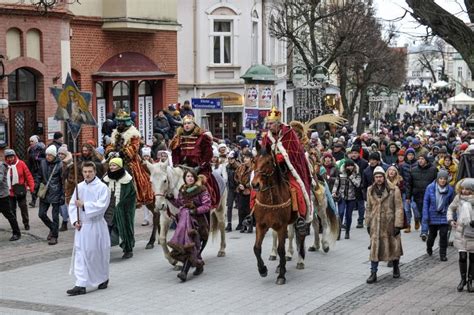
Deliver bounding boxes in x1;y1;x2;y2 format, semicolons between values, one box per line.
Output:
191;98;222;110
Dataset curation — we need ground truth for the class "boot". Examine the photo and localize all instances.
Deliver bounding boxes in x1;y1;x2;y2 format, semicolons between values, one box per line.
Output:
225;223;232;232
393;260;400;278
48;237;58;245
426;247;433;256
414;220;420;230
66;286;86;296
468;256;474;293
344;230;350;239
356;222;363;229
59;222;68;232
366;272;377;284
337;226;341;241
458;258;467;292
247;225;253;233
235;224;242;231
122;251;133;259
9;234;21;241
240;226;247;233
177;260;191;282
440;247;447;261
404;225;411;233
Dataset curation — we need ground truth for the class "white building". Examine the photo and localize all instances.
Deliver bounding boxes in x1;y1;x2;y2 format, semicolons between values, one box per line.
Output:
405;44;443;88
177;0;287;141
445;45;473;95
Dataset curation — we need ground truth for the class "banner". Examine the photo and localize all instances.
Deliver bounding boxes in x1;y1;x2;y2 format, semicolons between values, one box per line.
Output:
245;85;258;107
145;96;153;146
259;85;273;109
138;97;146;140
244;108;259;130
97;98;106;143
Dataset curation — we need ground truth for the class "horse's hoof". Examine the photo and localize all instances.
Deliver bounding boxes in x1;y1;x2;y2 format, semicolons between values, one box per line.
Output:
276;277;286;285
296;263;305;270
217;251;226;257
308;246;318;252
259;266;268;278
269;255;277;261
285;256;292;261
145;243;154;250
323;246;330;253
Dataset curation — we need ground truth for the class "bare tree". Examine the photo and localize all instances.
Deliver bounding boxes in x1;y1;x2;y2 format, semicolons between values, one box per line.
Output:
406;0;474;79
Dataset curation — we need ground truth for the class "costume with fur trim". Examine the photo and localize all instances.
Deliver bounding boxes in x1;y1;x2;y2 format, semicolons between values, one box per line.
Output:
106;125;153;205
170;126;220;208
261;124;313;221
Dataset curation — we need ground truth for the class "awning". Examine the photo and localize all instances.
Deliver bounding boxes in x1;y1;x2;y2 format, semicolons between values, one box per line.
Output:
92;71;175;81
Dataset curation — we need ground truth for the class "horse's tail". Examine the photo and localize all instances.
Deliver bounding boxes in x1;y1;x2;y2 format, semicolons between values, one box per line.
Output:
209;189;227;240
325;198;340;247
210;210;219;238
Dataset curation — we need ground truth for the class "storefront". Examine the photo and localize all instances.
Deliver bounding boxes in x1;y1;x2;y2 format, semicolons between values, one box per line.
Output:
203;91;243;141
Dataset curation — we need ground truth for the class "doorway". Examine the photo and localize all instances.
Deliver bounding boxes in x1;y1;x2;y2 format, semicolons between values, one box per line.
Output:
9;103;37;160
208;112;242;141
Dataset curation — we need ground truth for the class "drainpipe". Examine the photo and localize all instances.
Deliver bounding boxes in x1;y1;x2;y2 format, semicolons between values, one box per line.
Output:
193;0;197;98
262;0;266;65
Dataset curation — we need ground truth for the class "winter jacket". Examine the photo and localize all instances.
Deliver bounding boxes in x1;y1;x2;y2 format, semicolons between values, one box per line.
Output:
153;116;171;139
38;158;63;204
322;163;339;191
332;166;361;201
414;146;429;159
447;195;474;252
400;159;417;185
180;107;194;118
6;157;35;197
421;182;455;234
383;152;398;165
406;162;438;200
0;162;10;198
27;142;45;174
226;161;240;191
437;159;458;186
164;111;183;139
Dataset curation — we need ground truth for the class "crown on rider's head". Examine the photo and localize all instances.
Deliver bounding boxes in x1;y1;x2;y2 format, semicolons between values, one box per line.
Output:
183;115;195;124
265;105;281;123
116;109;131;121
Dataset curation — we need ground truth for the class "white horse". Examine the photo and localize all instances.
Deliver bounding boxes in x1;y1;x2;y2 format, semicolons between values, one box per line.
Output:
146;161;227;267
269;181;339;268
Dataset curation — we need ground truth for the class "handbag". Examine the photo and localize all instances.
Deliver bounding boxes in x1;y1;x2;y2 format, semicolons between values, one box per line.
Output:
12;184;27;198
37;164;58;200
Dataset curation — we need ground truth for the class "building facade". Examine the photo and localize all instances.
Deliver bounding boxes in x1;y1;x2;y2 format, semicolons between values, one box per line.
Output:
177;0;286;141
0;0;178;158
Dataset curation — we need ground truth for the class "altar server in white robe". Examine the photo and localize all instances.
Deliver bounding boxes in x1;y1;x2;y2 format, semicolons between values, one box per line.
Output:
67;161;111;296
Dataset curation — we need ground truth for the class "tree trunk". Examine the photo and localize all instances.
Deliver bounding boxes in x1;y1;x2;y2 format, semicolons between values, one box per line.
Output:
356;87;368;134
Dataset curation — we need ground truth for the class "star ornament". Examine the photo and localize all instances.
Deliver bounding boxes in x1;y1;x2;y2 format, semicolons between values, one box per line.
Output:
50;73;97;138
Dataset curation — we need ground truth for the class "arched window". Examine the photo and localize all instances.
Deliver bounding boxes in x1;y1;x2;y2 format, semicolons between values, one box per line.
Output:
138;80;152;96
96;82;105;98
113;81;130;113
6;28;22;60
26;29;41;61
8;68;36;102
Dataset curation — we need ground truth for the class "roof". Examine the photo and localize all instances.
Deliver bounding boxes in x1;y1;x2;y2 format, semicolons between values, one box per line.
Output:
240;65;277;82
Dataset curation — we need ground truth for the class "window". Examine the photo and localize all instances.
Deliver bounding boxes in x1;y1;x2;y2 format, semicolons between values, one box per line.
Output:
6;28;21;60
113;81;130;113
26;29;41;61
8;68;36;102
138;81;152;95
95;82;104;98
458;66;463;79
251;21;258;65
212;21;232;64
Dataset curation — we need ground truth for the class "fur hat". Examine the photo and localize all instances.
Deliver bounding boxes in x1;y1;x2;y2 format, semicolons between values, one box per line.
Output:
373;166;385;177
45;145;57;157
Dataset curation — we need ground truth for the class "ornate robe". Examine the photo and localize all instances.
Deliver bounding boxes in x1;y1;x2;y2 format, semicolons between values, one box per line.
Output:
106;126;154;205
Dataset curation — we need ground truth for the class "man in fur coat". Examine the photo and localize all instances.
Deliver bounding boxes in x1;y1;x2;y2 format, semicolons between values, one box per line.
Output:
260;107;312;231
105;109;153;206
366;166;405;284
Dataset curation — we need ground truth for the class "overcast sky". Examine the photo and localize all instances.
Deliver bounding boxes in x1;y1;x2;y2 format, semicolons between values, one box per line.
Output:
373;0;469;46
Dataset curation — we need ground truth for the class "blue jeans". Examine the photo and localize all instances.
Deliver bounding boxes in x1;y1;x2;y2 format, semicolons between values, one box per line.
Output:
404;195;418;224
356;199;365;225
338;199;357;230
371;261;379;273
60;204;69;223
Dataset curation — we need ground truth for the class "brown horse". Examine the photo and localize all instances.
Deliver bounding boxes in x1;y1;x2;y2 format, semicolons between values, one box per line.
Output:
251;143;306;285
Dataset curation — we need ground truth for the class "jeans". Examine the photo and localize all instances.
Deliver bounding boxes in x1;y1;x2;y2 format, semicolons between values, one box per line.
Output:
404;196;418;224
414;196;424;222
356;199;365;225
427;224;449;257
371;261;379;273
338;199;357;230
38;201;60;238
10;195;29;226
226;190;238;225
60;204;69;223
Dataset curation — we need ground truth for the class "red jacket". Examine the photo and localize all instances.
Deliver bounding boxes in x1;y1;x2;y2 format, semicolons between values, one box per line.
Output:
6;157;35;197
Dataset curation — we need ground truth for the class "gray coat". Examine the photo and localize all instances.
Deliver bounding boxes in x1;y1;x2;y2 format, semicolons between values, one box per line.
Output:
0;162;9;198
447;195;474;252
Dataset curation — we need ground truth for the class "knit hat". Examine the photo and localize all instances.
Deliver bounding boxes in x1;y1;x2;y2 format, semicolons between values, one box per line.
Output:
373;166;385;177
460;178;474;191
228;151;237;159
412;139;421;145
323;152;333;159
218;143;227;150
4;149;15;157
437;170;449;180
141;147;151;157
45;145;57;157
460;143;469;151
439;146;448;154
345;159;355;167
405;148;415;156
29;135;39;144
53;132;63;140
58;145;68;155
109;157;123;168
398;149;406;156
369;152;381;161
350;145;360;153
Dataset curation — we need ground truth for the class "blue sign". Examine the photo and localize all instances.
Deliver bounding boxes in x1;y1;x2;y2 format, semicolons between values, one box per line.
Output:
191;98;222;110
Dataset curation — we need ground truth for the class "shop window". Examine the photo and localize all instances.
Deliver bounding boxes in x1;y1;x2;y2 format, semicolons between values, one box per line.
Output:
26;29;41;61
8;68;36;102
212;21;232;64
6;28;22;60
113;81;130;113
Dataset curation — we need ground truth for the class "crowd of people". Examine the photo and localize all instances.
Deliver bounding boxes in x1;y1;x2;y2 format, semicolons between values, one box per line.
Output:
1;100;474;295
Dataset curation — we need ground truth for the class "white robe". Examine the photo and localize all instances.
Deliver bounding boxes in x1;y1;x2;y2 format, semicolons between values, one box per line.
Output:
68;177;111;288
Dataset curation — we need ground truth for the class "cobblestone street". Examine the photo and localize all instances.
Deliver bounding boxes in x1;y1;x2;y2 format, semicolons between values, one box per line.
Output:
1;206;472;314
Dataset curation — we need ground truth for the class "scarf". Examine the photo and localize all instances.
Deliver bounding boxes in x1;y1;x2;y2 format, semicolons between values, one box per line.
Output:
435;183;448;213
7;160;19;190
373;184;386;198
458;195;474;226
108;167;125;180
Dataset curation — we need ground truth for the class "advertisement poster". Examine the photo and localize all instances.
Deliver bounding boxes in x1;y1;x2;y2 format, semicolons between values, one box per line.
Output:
257;109;270;130
260;85;273;109
245;85;258;107
244;108;259;130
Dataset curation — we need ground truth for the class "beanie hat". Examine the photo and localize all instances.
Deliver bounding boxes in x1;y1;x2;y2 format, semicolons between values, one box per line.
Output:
350;145;360;153
323;152;333;159
460;143;469;151
412;139;421;145
58;145;68;155
373;166;385;177
45;145;57;157
437;170;449;180
405;148;415;156
439;146;448;154
109;157;123;168
345;159;355;167
4;149;15;157
369;152;381;161
141;147;151;157
460;178;474;191
29;135;39;144
228;151;236;159
398;149;406;156
53;132;63;140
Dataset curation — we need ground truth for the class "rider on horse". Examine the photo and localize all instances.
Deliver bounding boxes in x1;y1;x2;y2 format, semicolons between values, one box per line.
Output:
169;115;220;208
260;106;313;232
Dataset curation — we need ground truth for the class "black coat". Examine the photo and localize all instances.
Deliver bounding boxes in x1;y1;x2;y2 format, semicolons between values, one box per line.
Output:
39;158;63;204
226;162;240;191
406;162;438;200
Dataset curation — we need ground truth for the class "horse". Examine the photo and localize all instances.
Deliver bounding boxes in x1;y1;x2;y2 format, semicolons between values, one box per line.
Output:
269;180;339;262
251;143;307;285
145;161;227;267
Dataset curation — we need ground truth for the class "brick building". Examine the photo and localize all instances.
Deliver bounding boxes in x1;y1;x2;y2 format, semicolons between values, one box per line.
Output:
0;0;178;159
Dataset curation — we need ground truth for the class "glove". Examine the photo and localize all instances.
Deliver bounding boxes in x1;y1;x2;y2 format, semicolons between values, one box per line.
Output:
367;226;371;235
470;221;474;228
184;202;195;209
189;208;197;215
394;228;401;237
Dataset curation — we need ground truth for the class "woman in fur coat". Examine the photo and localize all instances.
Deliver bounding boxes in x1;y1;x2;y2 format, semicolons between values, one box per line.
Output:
166;169;212;282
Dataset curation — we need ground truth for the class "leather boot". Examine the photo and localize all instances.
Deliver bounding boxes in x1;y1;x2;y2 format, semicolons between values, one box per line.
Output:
366;272;377;284
344;230;350;239
247;225;253;233
177;260;191;282
458;257;467;292
66;286;86;296
468;255;474;293
415;220;420;230
225;223;232;232
193;265;204;276
59;222;68;232
393;260;400;278
404;225;411;233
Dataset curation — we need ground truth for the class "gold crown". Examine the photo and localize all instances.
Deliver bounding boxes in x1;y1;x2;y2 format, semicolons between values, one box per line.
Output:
116;109;131;121
265;105;282;123
183;115;195;124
